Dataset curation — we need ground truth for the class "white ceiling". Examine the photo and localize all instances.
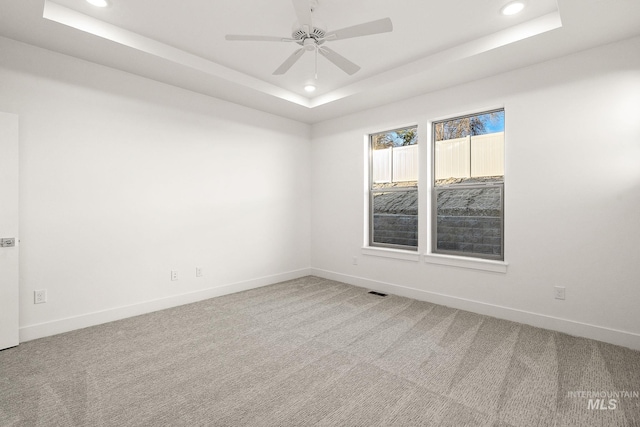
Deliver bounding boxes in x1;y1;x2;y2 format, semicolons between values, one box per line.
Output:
1;0;639;123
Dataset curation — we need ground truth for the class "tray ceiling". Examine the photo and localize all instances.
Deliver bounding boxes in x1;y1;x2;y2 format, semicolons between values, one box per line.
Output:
1;0;639;123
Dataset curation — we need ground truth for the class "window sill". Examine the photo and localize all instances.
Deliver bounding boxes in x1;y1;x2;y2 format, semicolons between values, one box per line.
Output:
361;247;420;262
423;253;508;273
360;247;508;272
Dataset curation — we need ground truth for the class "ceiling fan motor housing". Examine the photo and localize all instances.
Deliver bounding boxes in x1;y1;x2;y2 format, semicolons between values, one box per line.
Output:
291;20;326;43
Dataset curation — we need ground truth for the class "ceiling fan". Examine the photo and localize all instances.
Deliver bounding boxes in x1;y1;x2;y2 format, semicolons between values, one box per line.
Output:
225;0;393;76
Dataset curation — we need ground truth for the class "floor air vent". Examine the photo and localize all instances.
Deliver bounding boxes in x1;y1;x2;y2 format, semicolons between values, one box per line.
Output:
368;291;387;297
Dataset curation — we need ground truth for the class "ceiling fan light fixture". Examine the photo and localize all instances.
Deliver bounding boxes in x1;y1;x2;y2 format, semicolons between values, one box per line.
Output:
304;84;317;93
86;0;109;7
501;1;525;16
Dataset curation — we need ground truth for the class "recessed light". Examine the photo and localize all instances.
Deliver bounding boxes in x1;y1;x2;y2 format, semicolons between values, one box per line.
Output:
501;1;525;15
86;0;109;7
304;84;316;93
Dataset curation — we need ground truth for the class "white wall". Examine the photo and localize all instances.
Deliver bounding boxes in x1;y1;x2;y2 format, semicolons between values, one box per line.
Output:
0;37;311;340
310;36;640;349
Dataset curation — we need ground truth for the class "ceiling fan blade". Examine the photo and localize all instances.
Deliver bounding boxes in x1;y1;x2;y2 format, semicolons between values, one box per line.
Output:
325;17;393;41
291;0;313;36
273;48;306;75
225;35;296;42
318;46;360;75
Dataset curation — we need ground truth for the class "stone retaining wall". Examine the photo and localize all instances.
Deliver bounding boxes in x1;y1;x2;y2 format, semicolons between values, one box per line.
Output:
373;214;418;247
436;215;502;256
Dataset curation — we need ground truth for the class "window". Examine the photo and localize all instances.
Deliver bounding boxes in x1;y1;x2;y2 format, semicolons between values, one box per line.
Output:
432;110;505;260
369;126;418;251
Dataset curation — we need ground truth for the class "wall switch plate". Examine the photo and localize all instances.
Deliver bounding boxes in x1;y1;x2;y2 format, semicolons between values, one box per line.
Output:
34;289;47;304
171;270;178;281
196;267;202;277
554;286;566;300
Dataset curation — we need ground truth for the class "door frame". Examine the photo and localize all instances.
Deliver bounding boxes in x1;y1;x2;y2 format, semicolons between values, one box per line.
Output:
0;111;19;350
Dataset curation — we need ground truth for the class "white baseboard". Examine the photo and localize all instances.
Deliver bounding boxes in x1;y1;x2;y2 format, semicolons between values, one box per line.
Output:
311;268;640;351
20;267;640;351
19;268;312;343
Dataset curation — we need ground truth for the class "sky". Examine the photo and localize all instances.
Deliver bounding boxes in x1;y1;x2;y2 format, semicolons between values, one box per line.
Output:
482;111;505;133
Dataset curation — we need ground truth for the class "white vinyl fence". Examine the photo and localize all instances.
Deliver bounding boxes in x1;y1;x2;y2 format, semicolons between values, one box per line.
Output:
373;132;504;183
373;145;419;183
469;132;504;178
435;132;504;180
392;145;419;182
434;137;470;180
372;147;392;183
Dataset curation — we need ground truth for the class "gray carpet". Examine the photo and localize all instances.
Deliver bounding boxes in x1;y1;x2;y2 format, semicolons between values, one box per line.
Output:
1;276;639;426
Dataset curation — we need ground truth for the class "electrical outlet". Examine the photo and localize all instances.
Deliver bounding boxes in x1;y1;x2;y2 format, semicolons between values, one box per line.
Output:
34;289;47;304
554;286;566;300
352;257;358;265
171;270;178;281
196;267;203;277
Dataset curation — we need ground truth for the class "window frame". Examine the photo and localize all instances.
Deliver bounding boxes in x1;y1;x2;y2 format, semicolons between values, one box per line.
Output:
368;125;419;252
430;109;505;261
